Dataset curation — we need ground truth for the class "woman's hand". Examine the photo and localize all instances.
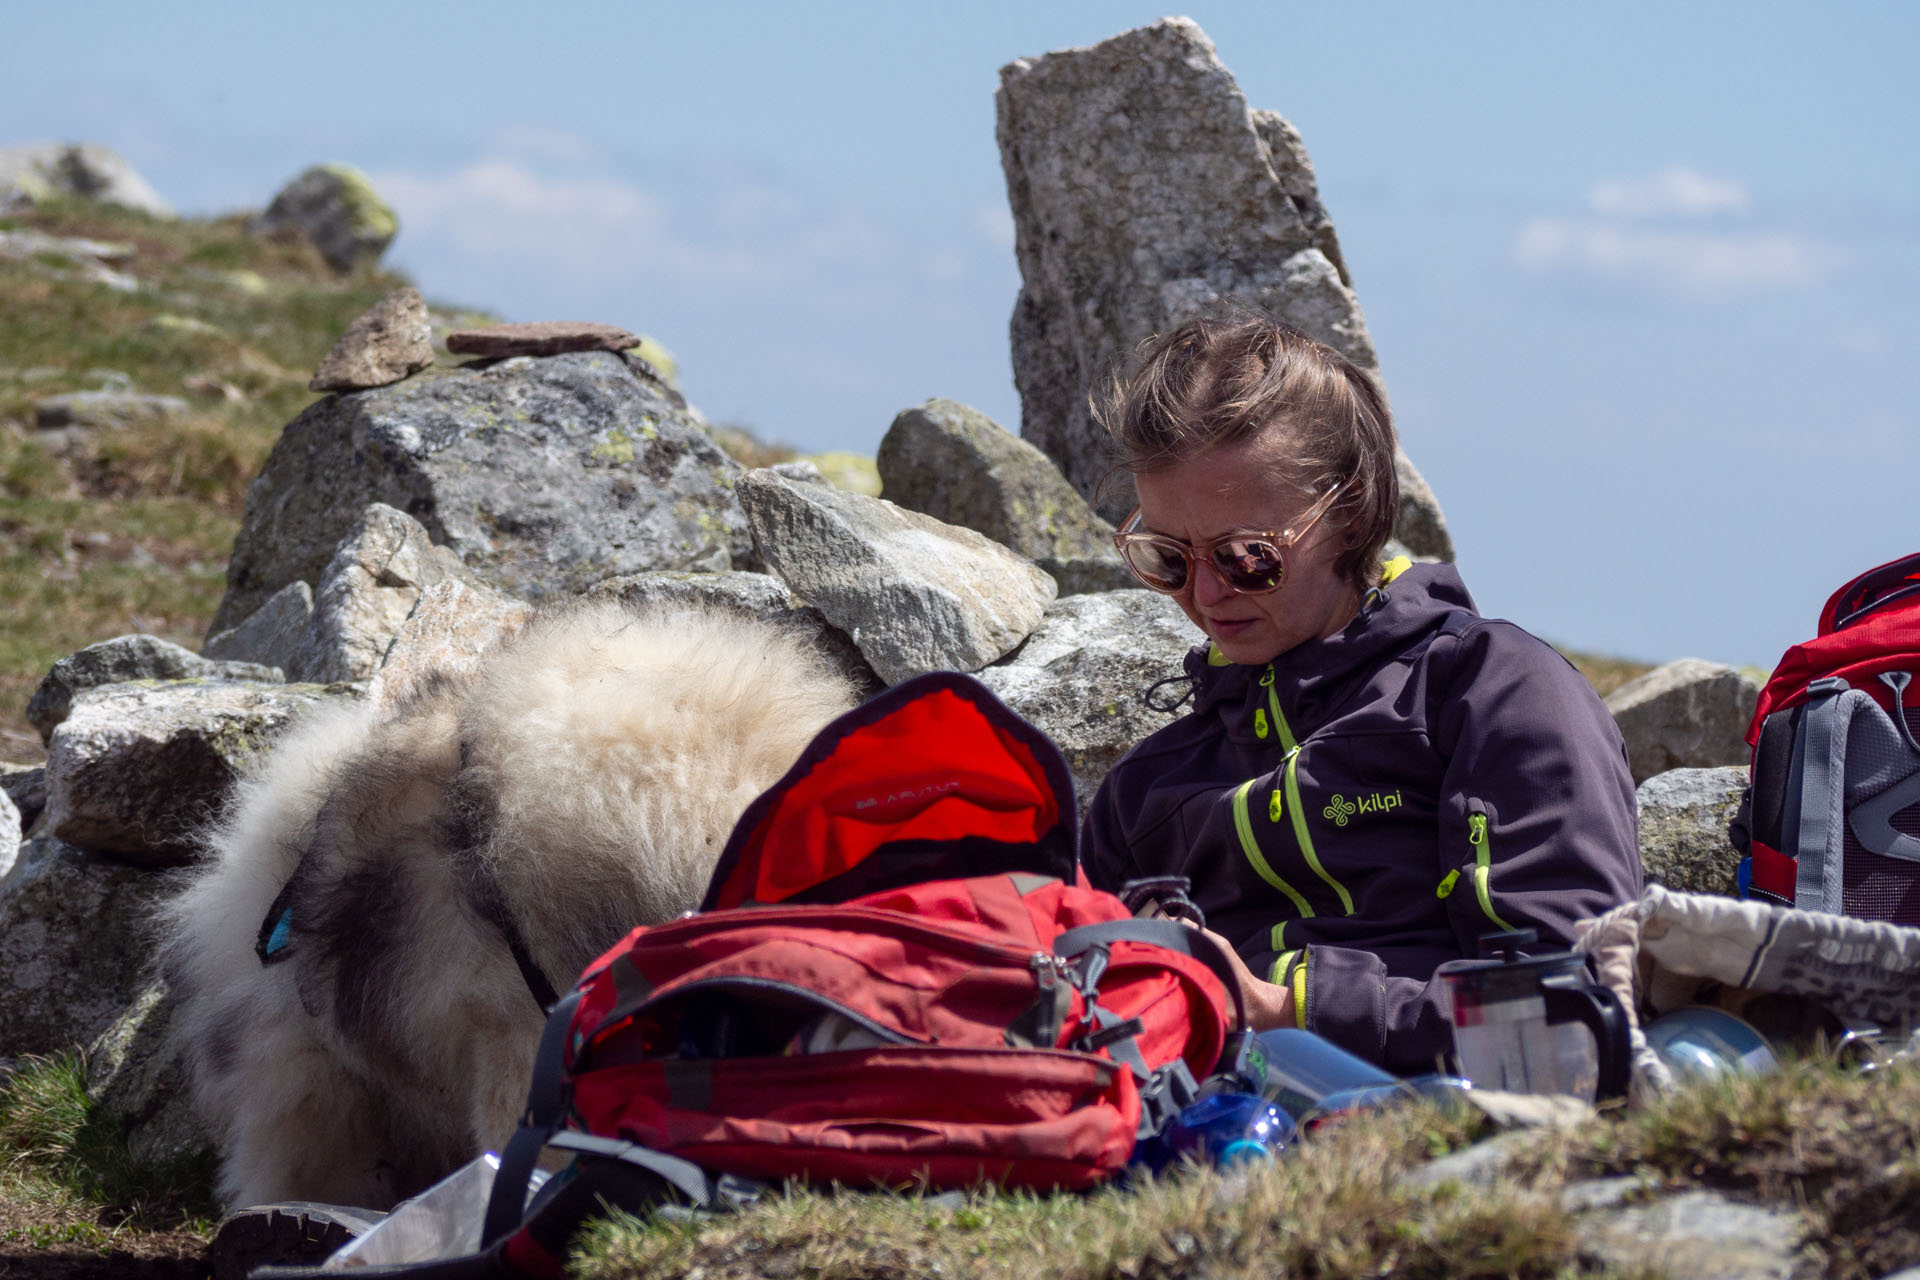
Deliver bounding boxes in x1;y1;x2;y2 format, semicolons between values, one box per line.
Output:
1197;926;1295;1031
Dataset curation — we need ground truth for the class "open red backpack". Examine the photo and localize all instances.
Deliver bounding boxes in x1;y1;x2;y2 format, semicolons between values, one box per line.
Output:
473;673;1242;1279
1732;552;1920;923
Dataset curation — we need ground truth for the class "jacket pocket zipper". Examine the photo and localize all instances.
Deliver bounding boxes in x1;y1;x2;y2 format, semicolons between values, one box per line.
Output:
1466;801;1517;931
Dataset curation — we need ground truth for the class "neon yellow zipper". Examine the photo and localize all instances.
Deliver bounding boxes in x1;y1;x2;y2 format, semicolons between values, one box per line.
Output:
1232;780;1312;917
1284;749;1354;915
1468;805;1516;931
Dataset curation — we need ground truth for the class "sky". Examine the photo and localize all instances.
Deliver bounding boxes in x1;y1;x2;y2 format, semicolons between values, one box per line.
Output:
8;2;1916;669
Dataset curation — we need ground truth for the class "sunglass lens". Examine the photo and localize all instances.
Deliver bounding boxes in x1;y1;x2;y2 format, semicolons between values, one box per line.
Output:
1122;540;1190;591
1211;538;1285;592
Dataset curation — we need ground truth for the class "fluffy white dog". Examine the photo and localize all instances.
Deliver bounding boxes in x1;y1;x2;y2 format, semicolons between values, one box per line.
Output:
160;599;860;1210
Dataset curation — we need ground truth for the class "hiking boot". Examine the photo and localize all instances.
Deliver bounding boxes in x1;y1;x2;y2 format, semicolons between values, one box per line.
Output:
205;1201;384;1279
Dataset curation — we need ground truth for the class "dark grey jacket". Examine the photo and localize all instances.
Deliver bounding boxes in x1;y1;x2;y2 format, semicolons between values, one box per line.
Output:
1082;563;1642;1073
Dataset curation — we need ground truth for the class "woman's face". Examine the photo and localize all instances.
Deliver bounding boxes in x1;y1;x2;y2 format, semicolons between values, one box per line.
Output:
1131;432;1359;666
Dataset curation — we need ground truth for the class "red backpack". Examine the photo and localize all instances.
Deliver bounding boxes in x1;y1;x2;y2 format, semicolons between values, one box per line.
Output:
1732;552;1920;922
478;673;1240;1279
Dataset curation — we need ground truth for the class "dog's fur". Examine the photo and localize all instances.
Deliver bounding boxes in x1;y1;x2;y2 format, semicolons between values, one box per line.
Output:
160;599;859;1209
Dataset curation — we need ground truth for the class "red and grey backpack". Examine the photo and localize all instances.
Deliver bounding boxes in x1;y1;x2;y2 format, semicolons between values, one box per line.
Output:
474;673;1242;1278
1731;552;1920;923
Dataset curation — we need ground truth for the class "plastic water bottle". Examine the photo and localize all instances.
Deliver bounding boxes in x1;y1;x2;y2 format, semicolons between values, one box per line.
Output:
1136;1092;1296;1172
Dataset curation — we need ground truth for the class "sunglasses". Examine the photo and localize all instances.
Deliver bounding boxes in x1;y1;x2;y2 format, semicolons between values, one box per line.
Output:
1112;483;1345;596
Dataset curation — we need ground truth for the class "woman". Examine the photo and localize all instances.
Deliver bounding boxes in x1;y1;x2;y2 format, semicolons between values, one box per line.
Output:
1083;312;1641;1074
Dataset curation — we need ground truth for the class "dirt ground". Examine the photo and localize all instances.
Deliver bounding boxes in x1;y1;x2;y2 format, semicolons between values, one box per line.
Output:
0;1197;210;1279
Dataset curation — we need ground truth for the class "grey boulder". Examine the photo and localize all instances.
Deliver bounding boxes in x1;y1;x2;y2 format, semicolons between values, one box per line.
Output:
364;578;533;714
253;163;398;274
86;981;212;1169
586;569;883;697
209;350;751;635
1574;1189;1802;1280
738;468;1056;684
0;787;18;881
1;764;46;835
0;142;172;216
203;581;315;672
34;390;189;430
995;17;1453;561
288;503;474;684
1604;659;1759;785
0;836;171;1057
877;398;1134;595
26;634;282;743
309;286;434;392
43;679;343;866
1636;766;1748;897
980;590;1199;813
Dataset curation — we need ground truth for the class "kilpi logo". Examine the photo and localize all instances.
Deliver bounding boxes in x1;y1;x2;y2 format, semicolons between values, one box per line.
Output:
1322;790;1403;827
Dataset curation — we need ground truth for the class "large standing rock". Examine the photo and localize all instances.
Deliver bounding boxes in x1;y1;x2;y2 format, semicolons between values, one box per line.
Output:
0;836;170;1057
1636;767;1748;897
26;634;281;743
209;350;751;635
737;469;1056;684
288;504;472;684
0;142;172;216
877;398;1134;595
980;591;1198;811
309;286;434;392
1604;659;1759;785
995;17;1453;561
43;680;343;866
253;163;397;274
86;981;211;1169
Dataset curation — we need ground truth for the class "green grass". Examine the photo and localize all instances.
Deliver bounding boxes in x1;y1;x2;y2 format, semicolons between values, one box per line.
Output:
0;1053;217;1233
573;1057;1920;1280
0;196;419;760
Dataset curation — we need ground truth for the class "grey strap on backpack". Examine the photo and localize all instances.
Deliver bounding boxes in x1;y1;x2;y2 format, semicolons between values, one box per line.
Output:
1792;676;1920;915
1793;678;1853;915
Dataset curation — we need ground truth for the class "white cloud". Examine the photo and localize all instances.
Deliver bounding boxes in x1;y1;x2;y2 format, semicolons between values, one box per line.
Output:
1513;217;1831;292
1588;166;1749;219
975;204;1015;250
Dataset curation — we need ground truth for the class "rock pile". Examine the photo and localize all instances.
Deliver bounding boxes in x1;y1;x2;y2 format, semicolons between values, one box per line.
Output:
0;19;1767;1190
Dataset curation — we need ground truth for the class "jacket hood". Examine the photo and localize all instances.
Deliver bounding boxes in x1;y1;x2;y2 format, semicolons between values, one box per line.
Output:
1184;561;1480;723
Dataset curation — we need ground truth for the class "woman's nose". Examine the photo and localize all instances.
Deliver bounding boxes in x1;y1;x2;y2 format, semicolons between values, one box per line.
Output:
1190;557;1235;607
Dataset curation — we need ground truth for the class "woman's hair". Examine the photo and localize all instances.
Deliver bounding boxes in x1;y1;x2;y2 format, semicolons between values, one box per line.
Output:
1093;309;1400;591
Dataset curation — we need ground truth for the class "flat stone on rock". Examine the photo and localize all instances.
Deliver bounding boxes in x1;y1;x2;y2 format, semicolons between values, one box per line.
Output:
34;390;189;430
253;163;397;274
980;590;1198;812
1637;766;1749;897
209;351;749;634
995;17;1454;560
738;468;1056;684
1605;659;1759;785
289;504;474;684
877;398;1134;595
202;580;315;672
1574;1189;1802;1280
446;321;640;359
365;579;532;714
0;836;172;1058
43;679;342;866
27;634;282;743
310;286;434;392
